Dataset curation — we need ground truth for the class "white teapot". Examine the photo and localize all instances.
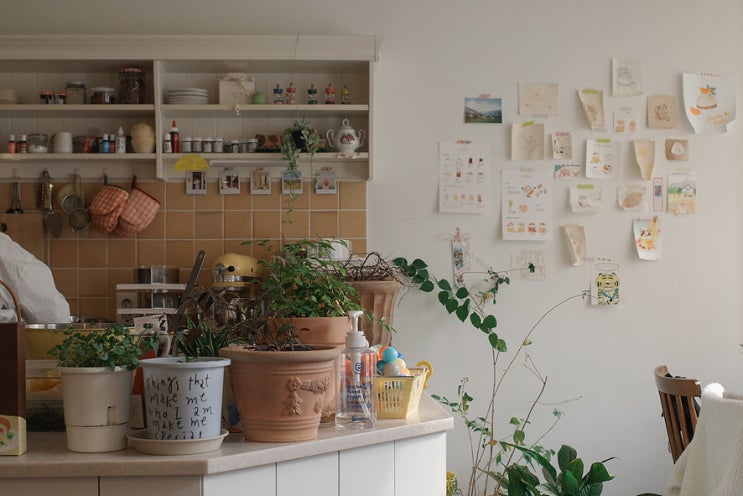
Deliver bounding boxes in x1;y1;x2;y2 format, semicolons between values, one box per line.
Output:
326;119;366;154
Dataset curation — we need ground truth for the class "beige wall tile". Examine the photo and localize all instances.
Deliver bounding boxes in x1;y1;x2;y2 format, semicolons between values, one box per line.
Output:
195;182;222;210
252;187;280;210
252;239;281;262
253;211;281;239
282;190;309;210
66;298;80;316
52;268;78;298
136;181;165;203
79;268;108;297
49;239;78;267
339;211;366;239
310;211;339;238
310;190;338;210
350;238;367;255
195;211;223;239
340;182;367;210
196;239;225;273
223;190;250;210
224;211;252;240
79;298;110;320
283;210;310;239
78;239;107;268
137;211;165;239
137;240;165;265
165;211;195;239
223;239;254;256
165;182;194;210
108;268;133;295
165;240;195;269
108;239;136;268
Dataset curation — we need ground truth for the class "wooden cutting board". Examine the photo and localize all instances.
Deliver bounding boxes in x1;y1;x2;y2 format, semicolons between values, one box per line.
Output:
0;213;46;263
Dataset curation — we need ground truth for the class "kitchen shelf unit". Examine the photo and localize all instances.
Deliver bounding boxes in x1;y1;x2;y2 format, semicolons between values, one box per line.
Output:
0;35;379;182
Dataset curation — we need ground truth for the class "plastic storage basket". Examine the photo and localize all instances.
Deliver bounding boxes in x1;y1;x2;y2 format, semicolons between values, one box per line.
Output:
375;360;432;419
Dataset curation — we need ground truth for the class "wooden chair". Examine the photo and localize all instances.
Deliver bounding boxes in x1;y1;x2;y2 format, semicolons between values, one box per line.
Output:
654;365;702;463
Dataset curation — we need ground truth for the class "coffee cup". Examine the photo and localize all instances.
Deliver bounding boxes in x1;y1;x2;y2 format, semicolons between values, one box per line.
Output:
53;131;73;153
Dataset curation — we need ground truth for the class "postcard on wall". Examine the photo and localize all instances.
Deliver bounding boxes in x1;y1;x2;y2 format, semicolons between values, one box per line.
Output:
250;168;271;195
519;83;559;117
551;131;572;160
511;121;544;161
612;58;643;97
633;139;655;181
569;184;602;213
502;167;551;241
634;216;661;261
562;224;586;266
219;168;240;195
665;139;689;161
315;167;337;195
667;169;696;215
186;171;207;195
464;96;502;123
591;257;622;306
439;141;490;213
683;72;736;134
511;250;547;280
617;183;650;212
281;169;303;195
578;88;606;131
647;94;678;129
613;105;638;134
555;164;581;180
586;139;620;180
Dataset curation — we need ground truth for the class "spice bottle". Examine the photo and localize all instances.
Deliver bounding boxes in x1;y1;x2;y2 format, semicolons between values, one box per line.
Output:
170;120;180;153
99;134;110;153
336;310;377;429
163;133;172;153
17;134;27;154
8;134;16;154
115;127;126;154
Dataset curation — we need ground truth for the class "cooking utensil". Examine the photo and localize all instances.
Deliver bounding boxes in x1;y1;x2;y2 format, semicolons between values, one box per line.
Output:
168;249;205;354
7;180;22;213
40;170;62;238
59;169;85;214
69;207;91;233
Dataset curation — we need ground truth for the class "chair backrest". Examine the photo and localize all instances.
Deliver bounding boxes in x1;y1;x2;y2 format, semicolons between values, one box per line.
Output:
654;365;702;463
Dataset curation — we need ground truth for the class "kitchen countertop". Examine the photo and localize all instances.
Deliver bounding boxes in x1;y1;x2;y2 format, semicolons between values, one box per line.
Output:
0;394;453;479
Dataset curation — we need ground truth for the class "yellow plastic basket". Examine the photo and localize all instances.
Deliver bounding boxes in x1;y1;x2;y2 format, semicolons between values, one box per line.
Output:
375;360;432;419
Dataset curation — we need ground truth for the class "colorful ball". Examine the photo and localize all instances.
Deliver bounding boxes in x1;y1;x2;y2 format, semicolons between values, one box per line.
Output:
382;346;399;363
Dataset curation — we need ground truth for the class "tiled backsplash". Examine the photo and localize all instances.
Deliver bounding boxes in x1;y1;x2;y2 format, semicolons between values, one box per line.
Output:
0;180;366;321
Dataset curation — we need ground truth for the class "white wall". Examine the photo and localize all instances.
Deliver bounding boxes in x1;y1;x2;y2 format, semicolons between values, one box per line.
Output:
5;1;743;494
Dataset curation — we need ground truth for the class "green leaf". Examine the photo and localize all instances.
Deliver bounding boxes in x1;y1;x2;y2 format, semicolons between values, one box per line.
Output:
420;280;435;292
455;287;470;299
579;483;604;496
558;445;578;472
586;462;613;484
445;299;459;314
411;258;428;269
502;442;557;483
537;483;561;496
488;333;501;350
438;279;452;291
391;257;406;267
438;290;450;305
563;470;580;495
509;417;521;425
481;314;497;330
512;429;525;444
495;338;507;352
567;458;584;485
469;312;482;328
455;301;469;322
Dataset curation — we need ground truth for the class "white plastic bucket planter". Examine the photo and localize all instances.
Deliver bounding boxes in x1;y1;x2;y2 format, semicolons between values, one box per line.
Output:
139;357;231;440
59;366;133;452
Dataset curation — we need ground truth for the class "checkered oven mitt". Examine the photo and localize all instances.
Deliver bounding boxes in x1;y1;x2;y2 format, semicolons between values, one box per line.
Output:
113;176;160;236
88;181;129;233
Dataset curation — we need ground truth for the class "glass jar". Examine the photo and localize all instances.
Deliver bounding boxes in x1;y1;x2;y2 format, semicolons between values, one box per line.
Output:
213;137;223;153
89;87;115;104
192;137;202;153
65;81;86;104
203;137;213;153
118;67;145;104
181;137;192;153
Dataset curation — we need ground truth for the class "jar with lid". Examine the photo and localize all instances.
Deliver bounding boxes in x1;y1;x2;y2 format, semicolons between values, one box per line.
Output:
118;67;145;104
89;87;115;104
203;138;213;153
181;137;192;153
65;81;86;104
192;137;203;153
213;137;224;153
229;140;239;153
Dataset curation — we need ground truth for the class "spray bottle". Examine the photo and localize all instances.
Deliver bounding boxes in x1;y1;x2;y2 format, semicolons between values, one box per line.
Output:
336;310;376;429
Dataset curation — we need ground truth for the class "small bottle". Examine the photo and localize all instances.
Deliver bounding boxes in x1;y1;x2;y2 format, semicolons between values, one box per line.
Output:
115;127;127;154
8;134;16;154
170;120;180;153
17;134;27;154
307;83;318;104
213;137;223;153
341;85;351;104
336;310;377;429
273;83;284;104
286;82;297;105
325;83;335;104
181;137;192;153
203;137;213;153
192;137;202;153
163;133;172;153
99;134;110;153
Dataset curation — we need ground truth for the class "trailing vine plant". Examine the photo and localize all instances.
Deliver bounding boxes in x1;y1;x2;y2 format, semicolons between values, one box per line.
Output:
392;257;611;496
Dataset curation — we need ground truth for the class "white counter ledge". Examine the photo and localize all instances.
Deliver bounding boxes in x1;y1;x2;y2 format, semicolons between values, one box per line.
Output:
0;394;453;479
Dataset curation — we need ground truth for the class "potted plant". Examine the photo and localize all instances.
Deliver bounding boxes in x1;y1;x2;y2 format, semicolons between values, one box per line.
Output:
280;119;320;217
48;325;158;452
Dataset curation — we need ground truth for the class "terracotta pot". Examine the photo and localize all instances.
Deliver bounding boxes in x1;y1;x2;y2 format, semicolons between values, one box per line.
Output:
219;345;341;442
349;279;402;347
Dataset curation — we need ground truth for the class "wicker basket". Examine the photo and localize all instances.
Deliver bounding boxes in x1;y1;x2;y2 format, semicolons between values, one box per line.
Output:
375;360;432;419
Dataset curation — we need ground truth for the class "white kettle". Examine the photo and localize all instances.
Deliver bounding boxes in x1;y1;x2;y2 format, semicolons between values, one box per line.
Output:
326;119;366;154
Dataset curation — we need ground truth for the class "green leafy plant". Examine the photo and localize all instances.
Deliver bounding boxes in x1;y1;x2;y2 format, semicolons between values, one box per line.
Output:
393;256;595;496
256;239;361;318
280;119;320;221
175;317;240;358
48;325;158;371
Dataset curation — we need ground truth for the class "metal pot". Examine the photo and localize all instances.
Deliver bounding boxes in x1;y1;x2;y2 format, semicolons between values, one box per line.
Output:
134;266;179;284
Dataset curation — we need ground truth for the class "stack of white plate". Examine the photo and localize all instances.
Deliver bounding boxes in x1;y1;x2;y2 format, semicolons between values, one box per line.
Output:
166;88;209;104
0;88;18;104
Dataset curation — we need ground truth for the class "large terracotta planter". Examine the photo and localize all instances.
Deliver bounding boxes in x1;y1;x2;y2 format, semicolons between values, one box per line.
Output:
349;279;402;347
219;345;341;442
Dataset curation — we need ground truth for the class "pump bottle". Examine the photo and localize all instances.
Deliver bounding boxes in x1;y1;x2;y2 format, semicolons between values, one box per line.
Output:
336;310;376;429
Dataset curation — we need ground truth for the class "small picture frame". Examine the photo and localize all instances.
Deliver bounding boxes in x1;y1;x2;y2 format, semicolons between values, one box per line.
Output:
186;171;207;195
282;169;303;195
315;167;337;195
250;168;272;195
219;168;241;195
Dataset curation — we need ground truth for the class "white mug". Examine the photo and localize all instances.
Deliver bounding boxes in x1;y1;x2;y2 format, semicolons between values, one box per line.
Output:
53;131;73;153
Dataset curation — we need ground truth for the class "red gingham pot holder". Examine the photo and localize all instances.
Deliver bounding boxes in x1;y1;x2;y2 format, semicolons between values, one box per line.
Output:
113;177;160;236
88;183;129;233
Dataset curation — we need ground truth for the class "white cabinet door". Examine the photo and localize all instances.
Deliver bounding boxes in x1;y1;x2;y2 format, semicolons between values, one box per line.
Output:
340;441;394;496
0;477;98;496
100;475;201;496
277;452;338;496
394;433;447;496
203;464;276;495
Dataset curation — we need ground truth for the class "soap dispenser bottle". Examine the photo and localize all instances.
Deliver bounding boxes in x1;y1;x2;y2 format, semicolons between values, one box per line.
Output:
336;310;376;429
